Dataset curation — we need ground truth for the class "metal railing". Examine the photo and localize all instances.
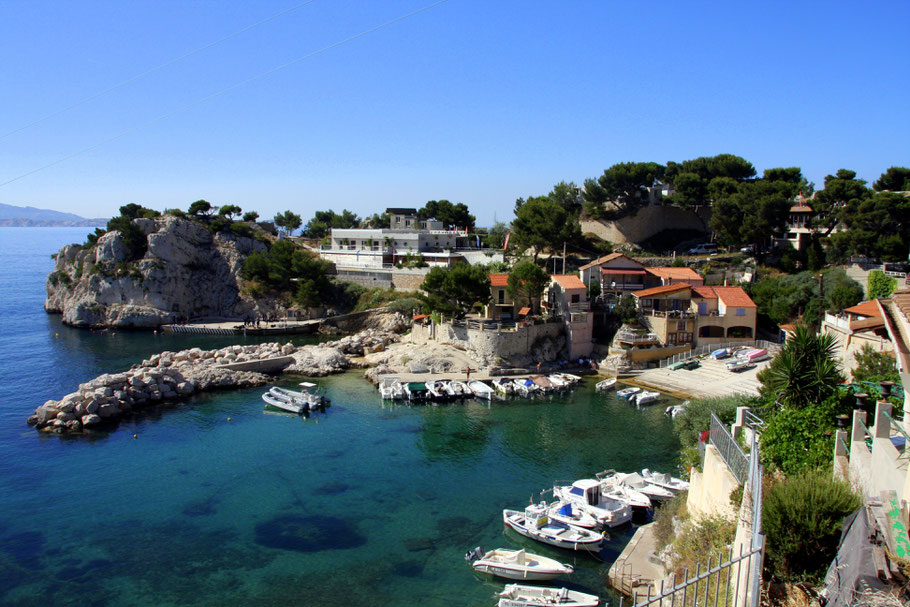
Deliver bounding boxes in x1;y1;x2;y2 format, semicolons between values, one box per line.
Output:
744;410;765;432
616;330;661;343
628;434;765;607
710;412;748;483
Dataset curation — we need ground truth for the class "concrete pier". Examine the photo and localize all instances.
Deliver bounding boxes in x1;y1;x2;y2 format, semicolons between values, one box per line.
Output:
608;523;667;601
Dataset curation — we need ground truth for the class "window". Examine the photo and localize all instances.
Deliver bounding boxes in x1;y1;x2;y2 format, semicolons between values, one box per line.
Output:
498;290;505;304
676;321;687;331
736;308;745;316
571;294;580;303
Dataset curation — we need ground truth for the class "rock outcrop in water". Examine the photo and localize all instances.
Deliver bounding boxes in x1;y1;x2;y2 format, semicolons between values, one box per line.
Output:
27;327;404;434
45;216;268;328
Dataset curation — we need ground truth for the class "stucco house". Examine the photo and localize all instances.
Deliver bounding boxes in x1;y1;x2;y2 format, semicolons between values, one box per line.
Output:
579;253;704;300
544;274;594;359
632;284;757;348
484;274;524;320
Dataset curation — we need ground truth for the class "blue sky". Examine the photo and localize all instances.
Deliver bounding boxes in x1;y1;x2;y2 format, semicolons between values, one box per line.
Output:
1;0;908;225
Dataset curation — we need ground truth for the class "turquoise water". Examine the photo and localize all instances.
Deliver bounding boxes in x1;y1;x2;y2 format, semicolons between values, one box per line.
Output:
0;227;682;606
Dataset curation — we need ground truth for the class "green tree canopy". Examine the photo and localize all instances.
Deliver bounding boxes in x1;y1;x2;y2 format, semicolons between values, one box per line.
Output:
420;264;491;316
709;180;790;249
867;270;897;300
484;221;509;249
666;154;756;183
828;191;910;261
511;196;581;260
241;239;331;306
242;211;259;222
274;210;303;236
873;166;910;192
583;161;666;216
417;200;475;230
506;261;550;314
218;204;242;219
363;212;390;228
663;172;707;209
548;181;582;215
851;343;899;385
303;209;360;239
188;199;213;216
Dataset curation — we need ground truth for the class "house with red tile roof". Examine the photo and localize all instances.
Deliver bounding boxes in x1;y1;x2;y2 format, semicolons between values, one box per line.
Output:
631;284;758;348
578;252;704;300
544;274;593;358
483;273;523;320
821;299;892;376
647;266;704;287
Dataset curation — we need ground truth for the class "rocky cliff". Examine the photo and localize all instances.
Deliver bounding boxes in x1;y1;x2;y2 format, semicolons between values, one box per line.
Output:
45;216;267;328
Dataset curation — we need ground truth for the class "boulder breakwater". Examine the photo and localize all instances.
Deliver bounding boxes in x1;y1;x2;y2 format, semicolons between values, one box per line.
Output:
27;327;401;434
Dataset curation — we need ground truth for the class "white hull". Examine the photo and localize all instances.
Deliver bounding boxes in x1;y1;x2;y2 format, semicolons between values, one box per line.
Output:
497;583;599;607
635;391;661;406
595;378;616;391
262;392;305;414
467;548;573;581
467;380;494;400
502;508;603;553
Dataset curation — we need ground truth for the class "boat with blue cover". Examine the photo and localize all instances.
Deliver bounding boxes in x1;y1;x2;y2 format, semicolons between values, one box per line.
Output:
502;503;603;552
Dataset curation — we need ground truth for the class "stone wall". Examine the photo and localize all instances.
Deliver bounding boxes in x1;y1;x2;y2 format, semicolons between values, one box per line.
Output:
581;205;711;245
411;320;566;365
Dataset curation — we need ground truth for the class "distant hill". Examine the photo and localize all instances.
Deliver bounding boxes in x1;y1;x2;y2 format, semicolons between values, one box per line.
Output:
0;203;107;227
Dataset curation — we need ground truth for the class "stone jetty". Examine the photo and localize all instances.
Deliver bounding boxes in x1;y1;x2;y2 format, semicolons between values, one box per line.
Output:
28;327;402;434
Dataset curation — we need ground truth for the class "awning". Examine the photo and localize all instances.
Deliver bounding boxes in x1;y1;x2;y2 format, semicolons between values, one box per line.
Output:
412;314;429;320
518;307;531;316
602;268;647;275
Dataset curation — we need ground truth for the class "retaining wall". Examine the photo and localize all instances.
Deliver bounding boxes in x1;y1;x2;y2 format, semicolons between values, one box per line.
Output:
686;444;740;521
581;205;711;245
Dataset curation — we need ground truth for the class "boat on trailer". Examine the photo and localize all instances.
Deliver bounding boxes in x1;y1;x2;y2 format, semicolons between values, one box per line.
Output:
465;547;573;581
496;584;600;607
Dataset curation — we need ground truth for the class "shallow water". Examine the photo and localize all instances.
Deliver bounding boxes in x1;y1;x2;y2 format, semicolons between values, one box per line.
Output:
0;227;682;606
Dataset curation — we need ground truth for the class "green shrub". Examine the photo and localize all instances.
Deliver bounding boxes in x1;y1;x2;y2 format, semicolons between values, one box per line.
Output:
208;216;230;234
763;472;861;582
387;297;425;315
852;343;900;385
759;392;852;475
164;208;186;218
653;491;688;551
229;222;253;238
669;514;736;578
673;394;754;445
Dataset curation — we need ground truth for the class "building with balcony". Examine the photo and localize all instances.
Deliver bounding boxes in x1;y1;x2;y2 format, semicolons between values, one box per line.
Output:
484;274;525;321
822;299;893;376
319;207;504;271
579;253;704;300
632;284;757;348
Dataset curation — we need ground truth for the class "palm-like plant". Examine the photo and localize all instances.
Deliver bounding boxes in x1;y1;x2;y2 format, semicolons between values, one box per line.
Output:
759;324;844;409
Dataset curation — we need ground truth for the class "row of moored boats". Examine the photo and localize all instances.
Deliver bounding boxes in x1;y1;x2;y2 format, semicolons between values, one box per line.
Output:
378;373;582;402
467;468;689;606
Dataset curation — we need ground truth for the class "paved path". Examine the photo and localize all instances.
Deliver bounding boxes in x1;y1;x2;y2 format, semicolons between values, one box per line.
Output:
623;356;769;400
608;523;666;599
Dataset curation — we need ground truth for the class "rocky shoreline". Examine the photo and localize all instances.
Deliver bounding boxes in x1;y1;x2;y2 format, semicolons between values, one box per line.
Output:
28;326;403;434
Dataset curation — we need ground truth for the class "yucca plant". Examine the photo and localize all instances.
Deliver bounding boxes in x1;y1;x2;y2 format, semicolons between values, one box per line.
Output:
758;324;844;409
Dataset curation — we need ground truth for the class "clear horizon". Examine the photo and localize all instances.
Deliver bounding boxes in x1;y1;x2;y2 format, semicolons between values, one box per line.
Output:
1;0;908;226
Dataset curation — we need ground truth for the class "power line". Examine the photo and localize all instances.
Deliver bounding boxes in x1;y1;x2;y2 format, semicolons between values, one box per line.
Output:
0;0;318;142
0;0;451;189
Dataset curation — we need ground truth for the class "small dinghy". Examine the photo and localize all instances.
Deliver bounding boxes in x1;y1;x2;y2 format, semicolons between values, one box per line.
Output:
635;391;661;406
465;547;573;581
496;583;600;607
595;378;616;391
503;504;603;553
262;391;307;414
546;501;599;529
726;359;754;373
559;373;581;384
468;380;494;400
616;387;641;399
512;379;534;396
710;347;731;360
449;379;471;398
266;385;328;413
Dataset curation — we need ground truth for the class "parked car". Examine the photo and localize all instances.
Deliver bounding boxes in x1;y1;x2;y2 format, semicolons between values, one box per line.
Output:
688;243;718;255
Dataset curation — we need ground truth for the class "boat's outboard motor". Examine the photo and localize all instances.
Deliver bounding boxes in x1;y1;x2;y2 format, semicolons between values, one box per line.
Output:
464;547;484;563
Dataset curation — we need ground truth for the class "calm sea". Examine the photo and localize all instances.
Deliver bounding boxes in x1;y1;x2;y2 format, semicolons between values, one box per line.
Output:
0;227;682;606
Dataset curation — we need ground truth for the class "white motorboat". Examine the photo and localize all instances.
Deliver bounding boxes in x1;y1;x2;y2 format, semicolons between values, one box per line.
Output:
559;373;581;384
468;380;494;400
545;501;599;529
449;379;471;398
553;480;632;528
262;391;307;414
502;504;603;553
496;583;600;607
726;359;754;373
616;387;640;399
635;391;661;406
378;377;404;400
614;471;674;502
511;379;533;396
292;382;331;407
595;471;654;508
595;378;616;391
439;380;458;399
492;378;515;396
268;385;329;411
465;547;573;581
641;468;690;493
547;374;570;390
425;380;447;401
531;375;555;393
